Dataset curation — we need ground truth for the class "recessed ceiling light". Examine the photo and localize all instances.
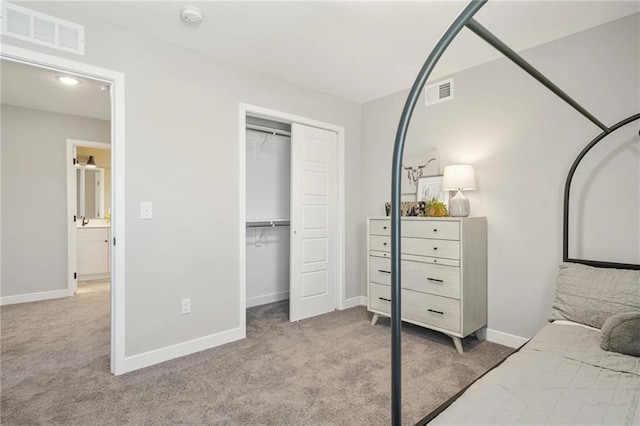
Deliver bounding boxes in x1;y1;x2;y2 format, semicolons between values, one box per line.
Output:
57;76;80;86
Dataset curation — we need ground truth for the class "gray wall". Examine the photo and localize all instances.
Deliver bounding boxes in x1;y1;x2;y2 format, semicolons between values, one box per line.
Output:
1;105;110;296
361;14;639;339
1;4;362;357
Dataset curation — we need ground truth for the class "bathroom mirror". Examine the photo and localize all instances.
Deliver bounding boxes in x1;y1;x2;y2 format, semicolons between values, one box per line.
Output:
76;167;105;219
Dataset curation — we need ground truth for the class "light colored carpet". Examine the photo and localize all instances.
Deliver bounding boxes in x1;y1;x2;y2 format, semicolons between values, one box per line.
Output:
1;291;513;425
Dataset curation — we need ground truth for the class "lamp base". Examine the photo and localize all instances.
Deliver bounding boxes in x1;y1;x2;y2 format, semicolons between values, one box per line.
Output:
449;190;470;217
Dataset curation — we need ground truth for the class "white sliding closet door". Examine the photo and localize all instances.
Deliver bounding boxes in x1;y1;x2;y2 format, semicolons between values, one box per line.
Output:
290;123;338;322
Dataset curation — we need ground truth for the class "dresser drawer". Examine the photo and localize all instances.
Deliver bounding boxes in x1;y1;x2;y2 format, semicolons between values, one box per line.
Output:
369;219;459;241
369;283;391;315
403;238;460;260
369;256;392;285
369;235;391;252
403;290;461;333
369;235;460;260
369;219;391;236
402;260;460;299
403;220;459;241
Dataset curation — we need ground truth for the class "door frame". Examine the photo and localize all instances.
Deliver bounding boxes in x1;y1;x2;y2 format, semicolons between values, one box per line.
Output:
66;139;111;295
238;103;346;333
1;44;126;375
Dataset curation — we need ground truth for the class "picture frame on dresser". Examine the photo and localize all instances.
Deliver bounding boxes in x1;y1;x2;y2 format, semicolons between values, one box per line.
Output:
366;216;487;354
416;175;449;205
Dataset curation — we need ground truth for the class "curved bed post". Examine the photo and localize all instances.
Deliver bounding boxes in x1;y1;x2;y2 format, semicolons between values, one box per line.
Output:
389;1;487;424
562;113;640;270
391;0;639;423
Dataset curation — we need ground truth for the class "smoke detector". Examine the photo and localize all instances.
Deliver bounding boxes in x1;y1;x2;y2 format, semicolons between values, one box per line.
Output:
181;7;203;24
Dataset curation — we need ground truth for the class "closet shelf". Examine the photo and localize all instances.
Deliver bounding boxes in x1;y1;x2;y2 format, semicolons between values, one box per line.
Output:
246;219;290;228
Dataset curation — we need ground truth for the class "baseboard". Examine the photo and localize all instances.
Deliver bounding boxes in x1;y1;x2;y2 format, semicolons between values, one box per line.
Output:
121;327;245;374
342;295;366;309
246;290;289;308
483;328;529;349
0;289;69;306
77;272;110;281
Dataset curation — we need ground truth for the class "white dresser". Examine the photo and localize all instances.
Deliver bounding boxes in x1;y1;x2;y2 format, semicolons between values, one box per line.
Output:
367;217;487;353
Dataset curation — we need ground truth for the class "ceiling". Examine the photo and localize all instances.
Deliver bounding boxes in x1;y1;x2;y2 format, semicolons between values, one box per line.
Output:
1;59;111;120
3;1;638;114
43;0;639;103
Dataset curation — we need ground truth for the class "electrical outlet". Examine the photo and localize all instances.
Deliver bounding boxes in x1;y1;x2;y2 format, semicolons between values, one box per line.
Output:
181;298;191;315
140;202;153;219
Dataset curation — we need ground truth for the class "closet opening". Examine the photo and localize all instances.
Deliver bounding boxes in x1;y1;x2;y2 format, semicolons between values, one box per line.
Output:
245;117;293;312
240;104;347;331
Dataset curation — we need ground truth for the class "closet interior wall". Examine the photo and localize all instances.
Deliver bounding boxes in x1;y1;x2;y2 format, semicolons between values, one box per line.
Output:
246;116;292;308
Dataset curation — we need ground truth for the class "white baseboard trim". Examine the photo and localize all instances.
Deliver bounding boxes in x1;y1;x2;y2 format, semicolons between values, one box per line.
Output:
77;272;110;281
483;328;529;349
342;295;366;309
0;289;69;306
121;327;245;374
246;290;289;308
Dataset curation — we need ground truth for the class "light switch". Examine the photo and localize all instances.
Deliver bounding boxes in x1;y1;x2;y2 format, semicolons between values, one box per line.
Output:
140;202;153;219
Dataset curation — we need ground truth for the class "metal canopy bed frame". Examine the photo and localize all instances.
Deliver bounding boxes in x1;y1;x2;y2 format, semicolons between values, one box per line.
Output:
389;0;640;424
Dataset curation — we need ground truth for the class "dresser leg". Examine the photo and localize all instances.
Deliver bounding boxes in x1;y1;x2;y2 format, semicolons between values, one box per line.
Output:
370;313;379;326
474;330;485;341
452;336;464;354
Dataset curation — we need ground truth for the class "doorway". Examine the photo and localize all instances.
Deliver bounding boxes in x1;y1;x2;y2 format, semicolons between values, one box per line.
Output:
1;44;125;375
67;139;111;296
239;103;346;334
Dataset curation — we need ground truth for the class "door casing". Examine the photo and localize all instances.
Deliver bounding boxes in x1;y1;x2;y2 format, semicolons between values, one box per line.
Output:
1;44;127;375
66;139;111;295
238;103;346;333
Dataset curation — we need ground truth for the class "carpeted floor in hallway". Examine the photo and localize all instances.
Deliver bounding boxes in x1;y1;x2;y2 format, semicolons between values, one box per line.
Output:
1;291;513;425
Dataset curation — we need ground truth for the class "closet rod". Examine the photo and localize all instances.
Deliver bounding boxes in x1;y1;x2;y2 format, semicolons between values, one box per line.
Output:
246;124;291;137
246;220;290;228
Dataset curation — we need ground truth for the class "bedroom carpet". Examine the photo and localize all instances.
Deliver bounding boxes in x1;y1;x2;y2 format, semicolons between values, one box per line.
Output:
1;291;513;425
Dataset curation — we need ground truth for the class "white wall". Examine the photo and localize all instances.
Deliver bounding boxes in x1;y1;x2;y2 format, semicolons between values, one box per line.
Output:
246;130;291;306
361;14;639;340
1;105;110;297
1;3;362;359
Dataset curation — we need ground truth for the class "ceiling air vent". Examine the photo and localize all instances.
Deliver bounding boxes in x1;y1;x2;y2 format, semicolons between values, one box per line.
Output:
425;78;453;106
1;3;84;55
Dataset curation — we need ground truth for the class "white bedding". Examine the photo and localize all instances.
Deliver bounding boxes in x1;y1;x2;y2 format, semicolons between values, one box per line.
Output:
430;322;640;425
551;319;600;331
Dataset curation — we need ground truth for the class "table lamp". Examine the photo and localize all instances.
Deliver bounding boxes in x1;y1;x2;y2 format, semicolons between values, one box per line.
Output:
442;165;476;217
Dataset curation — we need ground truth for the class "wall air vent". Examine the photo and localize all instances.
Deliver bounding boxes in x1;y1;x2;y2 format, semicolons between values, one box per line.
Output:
1;3;84;55
425;78;453;106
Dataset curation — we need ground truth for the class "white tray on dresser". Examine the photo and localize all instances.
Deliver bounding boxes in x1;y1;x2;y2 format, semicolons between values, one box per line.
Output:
367;216;487;354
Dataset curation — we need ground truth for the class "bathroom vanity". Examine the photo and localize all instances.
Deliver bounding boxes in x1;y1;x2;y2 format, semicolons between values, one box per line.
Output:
77;223;110;280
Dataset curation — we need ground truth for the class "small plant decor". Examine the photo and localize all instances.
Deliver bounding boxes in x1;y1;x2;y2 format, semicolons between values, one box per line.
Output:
422;198;449;217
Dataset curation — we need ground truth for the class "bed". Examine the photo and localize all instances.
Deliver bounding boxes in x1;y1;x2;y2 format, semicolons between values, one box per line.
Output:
385;1;640;424
425;262;640;425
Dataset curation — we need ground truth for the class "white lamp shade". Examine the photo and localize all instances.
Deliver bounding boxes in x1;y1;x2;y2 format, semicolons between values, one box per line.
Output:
442;165;476;190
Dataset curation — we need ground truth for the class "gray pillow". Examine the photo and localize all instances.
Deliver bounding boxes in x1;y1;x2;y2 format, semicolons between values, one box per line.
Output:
600;312;640;356
549;263;640;329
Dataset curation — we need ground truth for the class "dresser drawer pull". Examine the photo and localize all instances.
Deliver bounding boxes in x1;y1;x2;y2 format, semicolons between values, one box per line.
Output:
432;247;438;250
433;229;438;233
383;226;387;230
378;269;391;274
427;309;444;315
383;242;388;246
427;277;444;283
378;297;391;302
